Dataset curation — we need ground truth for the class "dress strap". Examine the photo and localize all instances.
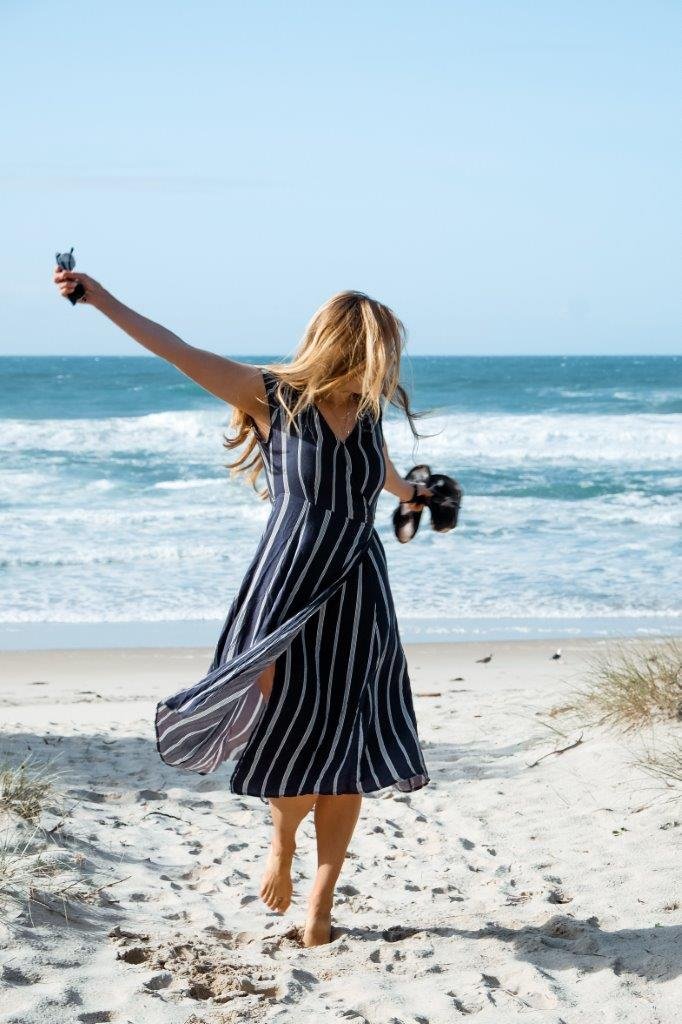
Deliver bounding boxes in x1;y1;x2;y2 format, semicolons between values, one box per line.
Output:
261;367;276;397
258;368;281;436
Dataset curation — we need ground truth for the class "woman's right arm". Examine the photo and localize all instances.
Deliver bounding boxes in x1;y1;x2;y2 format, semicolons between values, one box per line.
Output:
53;266;267;424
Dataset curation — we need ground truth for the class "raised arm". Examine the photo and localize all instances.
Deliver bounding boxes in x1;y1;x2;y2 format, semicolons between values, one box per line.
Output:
53;266;267;426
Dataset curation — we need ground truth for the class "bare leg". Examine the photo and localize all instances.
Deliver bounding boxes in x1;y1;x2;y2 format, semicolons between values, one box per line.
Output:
254;663;313;913
255;661;275;701
303;793;363;947
260;793;317;913
256;661;315;913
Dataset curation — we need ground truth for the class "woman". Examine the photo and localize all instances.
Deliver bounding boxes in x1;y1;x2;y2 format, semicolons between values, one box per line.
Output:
53;266;433;947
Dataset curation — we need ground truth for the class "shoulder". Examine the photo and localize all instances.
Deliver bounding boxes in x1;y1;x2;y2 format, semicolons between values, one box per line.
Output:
258;368;286;403
262;369;304;409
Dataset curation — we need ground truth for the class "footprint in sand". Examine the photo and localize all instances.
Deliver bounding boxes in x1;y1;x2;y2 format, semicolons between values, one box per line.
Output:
161;909;190;922
117;946;152;964
195;778;224;792
482;965;560;1010
180;840;203;857
1;964;42;985
136;788;167;801
143;970;172;991
178;797;214;810
547;887;573;904
203;925;261;947
446;989;482;1014
336;884;360;897
223;868;251;886
505;890;533;906
261;926;309;956
179;862;225;894
381;925;423;943
109;925;151;940
67;788;112;804
110;926;279;1004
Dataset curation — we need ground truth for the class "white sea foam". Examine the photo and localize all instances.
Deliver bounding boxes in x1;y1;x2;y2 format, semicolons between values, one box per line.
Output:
86;478;116;491
1;599;678;625
2;409;680;466
153;478;220;490
2;401;679;629
0;409;225;455
383;411;682;466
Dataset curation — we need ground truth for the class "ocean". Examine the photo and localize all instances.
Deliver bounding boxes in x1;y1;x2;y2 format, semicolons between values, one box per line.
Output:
1;354;680;650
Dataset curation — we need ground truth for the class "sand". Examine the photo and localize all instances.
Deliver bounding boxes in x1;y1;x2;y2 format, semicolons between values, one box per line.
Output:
0;637;680;1023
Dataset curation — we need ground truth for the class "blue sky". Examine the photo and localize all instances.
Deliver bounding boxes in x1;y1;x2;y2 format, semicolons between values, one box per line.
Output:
1;1;679;355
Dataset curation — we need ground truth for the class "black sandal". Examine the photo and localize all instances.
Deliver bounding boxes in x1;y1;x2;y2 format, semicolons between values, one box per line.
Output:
392;464;431;543
425;473;463;533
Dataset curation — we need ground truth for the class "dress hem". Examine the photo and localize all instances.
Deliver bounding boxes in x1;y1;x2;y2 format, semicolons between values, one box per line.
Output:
229;773;431;800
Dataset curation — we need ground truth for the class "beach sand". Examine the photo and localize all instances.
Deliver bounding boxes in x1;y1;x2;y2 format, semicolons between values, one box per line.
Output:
1;637;680;1023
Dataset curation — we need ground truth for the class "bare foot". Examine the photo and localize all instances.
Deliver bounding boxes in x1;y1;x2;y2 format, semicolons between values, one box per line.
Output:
259;839;294;913
301;909;329;946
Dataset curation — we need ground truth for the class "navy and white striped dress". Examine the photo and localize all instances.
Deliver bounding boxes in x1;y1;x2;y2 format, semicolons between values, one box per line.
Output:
154;368;430;801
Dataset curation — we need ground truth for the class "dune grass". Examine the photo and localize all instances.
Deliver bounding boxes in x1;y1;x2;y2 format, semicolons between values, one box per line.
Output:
0;753;72;916
0;752;127;922
0;752;65;820
564;637;682;732
0;821;51;912
0;753;60;913
635;738;682;788
550;638;682;795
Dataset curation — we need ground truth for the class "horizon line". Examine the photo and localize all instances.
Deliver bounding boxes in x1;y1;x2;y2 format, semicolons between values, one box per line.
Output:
1;352;678;360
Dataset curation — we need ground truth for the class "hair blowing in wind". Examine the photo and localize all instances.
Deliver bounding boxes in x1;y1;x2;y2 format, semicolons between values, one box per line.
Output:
223;290;426;498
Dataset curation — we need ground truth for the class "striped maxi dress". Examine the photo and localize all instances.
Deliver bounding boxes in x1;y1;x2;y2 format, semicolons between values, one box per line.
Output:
154;368;431;802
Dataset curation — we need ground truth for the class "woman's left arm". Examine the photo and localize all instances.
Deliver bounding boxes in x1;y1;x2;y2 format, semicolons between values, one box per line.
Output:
382;440;432;509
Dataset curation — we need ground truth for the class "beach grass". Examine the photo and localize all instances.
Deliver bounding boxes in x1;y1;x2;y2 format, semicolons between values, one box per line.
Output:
634;738;682;788
549;638;682;793
0;752;64;820
0;821;51;913
556;637;682;732
0;754;75;918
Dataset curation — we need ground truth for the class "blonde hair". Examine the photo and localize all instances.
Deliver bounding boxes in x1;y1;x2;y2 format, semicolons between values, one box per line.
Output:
223;289;424;498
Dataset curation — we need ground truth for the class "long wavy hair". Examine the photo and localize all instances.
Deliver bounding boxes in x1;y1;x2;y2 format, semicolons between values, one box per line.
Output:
223;289;426;499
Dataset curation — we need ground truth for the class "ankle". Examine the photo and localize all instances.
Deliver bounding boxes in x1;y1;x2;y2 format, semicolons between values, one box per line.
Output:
307;891;334;917
270;834;296;858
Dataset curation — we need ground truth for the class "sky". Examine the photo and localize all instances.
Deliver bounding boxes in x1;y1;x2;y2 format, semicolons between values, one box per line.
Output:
1;0;679;356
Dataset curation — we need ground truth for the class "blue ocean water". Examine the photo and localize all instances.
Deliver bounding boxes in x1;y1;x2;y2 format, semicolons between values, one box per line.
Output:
1;355;680;649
